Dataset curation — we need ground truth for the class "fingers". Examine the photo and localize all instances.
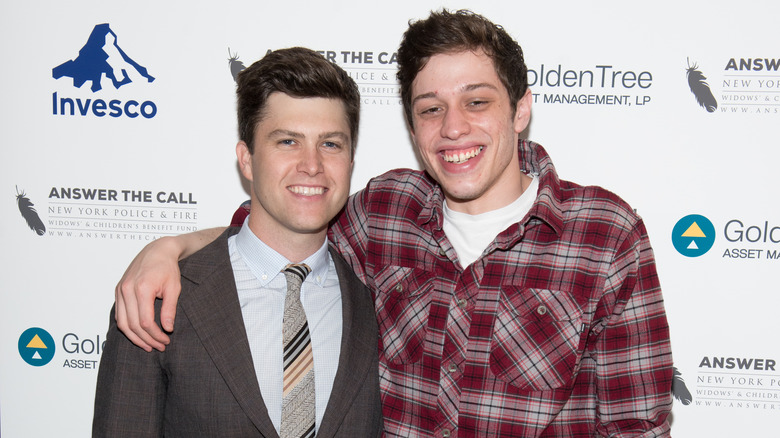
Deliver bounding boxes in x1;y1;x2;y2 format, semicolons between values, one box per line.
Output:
115;277;169;352
159;279;181;333
112;235;188;352
115;281;153;352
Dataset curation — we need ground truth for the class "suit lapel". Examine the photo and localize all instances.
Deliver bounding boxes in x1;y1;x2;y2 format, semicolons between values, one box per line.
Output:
316;247;377;438
178;229;279;438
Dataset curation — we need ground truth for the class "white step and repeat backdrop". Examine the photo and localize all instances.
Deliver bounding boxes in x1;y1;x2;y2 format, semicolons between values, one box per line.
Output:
2;1;778;436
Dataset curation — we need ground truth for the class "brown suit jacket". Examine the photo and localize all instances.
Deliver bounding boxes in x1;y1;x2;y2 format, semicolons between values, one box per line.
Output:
93;228;382;437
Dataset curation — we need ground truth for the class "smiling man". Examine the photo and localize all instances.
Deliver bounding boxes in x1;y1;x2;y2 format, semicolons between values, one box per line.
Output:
93;48;382;438
114;10;673;437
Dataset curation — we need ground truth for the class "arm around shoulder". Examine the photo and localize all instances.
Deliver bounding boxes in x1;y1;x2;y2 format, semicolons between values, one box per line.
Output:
114;227;225;351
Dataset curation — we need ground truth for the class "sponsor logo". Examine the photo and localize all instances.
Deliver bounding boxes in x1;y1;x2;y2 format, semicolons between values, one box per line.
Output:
672;214;716;257
18;327;107;370
52;23;158;119
693;355;780;410
228;47;401;106
672;214;780;261
14;184;200;241
686;56;780;115
18;327;56;366
527;63;654;108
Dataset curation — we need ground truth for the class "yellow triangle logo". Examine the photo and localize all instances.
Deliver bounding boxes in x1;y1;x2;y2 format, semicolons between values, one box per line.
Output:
26;334;48;349
682;222;707;238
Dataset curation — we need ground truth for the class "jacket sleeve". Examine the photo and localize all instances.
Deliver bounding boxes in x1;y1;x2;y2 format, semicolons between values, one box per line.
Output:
92;304;166;437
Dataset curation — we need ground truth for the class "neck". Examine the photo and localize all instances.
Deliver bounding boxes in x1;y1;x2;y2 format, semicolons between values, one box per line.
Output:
247;219;326;263
445;170;532;216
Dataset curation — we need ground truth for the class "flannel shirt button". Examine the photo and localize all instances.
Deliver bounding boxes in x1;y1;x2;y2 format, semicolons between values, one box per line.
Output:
457;298;467;309
447;363;457;373
537;305;548;315
439;248;446;256
442;429;451;437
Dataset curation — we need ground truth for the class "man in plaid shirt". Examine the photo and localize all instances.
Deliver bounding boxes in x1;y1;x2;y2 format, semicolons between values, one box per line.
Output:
115;9;673;437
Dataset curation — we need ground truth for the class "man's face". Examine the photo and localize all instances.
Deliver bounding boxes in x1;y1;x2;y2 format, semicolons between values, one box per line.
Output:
410;50;531;214
237;93;353;248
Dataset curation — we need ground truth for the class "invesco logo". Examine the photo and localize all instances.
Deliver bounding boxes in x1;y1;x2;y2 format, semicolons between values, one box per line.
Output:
18;327;56;366
672;214;716;257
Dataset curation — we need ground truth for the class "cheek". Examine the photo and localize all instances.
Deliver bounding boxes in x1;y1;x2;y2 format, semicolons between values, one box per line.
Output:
329;158;354;182
413;133;436;156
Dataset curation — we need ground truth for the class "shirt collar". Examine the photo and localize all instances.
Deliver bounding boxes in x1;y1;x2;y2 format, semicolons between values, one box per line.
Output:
520;139;564;235
235;218;331;287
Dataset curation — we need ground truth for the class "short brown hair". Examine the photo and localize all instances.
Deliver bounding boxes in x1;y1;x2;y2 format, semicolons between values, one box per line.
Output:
396;9;528;129
236;47;360;154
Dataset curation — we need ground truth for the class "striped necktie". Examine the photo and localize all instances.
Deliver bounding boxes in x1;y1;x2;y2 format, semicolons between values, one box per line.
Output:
281;263;315;438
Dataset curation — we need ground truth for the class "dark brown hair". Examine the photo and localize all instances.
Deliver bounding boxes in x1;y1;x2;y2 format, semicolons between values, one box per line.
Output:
396;9;528;129
236;47;360;154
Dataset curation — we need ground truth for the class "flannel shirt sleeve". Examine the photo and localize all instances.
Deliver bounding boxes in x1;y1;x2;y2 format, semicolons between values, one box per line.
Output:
593;219;674;437
328;187;372;285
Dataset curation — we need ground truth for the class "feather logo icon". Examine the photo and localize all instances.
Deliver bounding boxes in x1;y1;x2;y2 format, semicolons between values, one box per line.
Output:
15;186;46;236
672;367;693;406
686;58;718;113
228;47;246;82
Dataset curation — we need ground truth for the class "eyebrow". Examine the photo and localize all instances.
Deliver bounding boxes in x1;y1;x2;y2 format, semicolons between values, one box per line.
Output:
411;82;499;107
268;129;304;139
268;129;349;142
318;131;350;142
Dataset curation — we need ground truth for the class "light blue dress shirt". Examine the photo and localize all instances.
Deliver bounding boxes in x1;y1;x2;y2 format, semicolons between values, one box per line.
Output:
228;219;343;435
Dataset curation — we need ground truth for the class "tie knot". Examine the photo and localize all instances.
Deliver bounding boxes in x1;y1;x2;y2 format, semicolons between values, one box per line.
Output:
283;263;311;283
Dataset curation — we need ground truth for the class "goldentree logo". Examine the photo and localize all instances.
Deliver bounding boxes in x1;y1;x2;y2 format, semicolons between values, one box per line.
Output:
18;327;56;366
672;214;716;257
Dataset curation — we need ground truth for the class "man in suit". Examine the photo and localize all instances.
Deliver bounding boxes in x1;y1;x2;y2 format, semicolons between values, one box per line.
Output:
93;47;382;438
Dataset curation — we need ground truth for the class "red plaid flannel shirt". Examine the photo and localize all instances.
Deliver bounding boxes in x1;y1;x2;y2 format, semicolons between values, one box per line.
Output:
233;141;673;437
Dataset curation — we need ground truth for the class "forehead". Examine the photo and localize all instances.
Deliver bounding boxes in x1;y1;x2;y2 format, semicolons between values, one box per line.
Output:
412;50;504;97
258;93;349;132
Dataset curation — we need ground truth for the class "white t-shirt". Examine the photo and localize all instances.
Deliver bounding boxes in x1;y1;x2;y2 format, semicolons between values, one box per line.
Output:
442;175;539;268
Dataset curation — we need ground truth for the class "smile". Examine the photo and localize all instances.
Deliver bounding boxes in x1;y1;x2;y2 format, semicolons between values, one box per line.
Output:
442;146;483;164
289;186;325;196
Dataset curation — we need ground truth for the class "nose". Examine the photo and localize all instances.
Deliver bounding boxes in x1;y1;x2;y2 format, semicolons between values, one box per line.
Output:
440;106;470;139
297;145;324;175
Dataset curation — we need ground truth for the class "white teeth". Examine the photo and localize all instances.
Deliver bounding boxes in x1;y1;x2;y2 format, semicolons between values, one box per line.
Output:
289;186;324;196
443;147;483;164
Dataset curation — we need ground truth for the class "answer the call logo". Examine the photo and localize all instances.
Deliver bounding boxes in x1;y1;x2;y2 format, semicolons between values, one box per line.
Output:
18;327;56;366
672;214;716;257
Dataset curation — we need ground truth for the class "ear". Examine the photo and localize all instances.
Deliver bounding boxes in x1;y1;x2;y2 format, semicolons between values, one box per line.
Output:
513;88;533;134
236;141;254;182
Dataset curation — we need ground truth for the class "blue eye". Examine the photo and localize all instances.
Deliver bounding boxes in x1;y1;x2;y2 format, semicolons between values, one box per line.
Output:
322;141;342;149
